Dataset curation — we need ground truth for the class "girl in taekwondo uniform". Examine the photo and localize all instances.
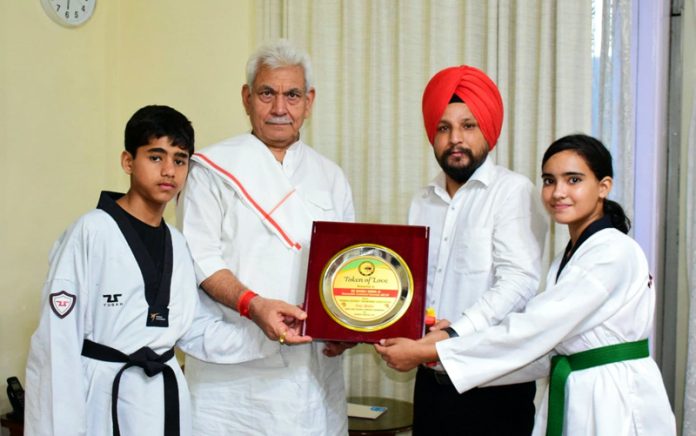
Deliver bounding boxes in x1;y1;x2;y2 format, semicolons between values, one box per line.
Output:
375;134;676;436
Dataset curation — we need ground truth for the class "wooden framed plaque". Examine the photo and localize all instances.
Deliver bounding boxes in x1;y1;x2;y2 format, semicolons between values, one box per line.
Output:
302;221;429;343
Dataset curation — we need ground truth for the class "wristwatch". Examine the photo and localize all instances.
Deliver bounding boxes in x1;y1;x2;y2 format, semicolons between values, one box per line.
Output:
442;326;459;338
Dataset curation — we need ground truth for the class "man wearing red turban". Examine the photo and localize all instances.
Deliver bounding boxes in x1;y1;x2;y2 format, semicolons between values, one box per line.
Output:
422;65;504;150
375;66;547;435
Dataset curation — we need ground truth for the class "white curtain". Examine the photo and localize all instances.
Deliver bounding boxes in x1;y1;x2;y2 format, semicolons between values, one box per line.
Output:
680;0;696;435
682;0;696;425
592;0;634;223
256;0;591;401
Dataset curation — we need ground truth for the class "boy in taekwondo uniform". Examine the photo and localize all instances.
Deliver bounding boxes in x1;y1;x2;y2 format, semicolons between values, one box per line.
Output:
25;105;245;436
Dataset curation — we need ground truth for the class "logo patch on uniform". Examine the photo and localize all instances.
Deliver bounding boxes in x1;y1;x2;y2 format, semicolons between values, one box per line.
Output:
146;306;169;327
102;293;123;307
49;291;76;318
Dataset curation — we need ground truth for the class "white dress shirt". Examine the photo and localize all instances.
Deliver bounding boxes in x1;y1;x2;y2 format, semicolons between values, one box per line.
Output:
408;156;547;337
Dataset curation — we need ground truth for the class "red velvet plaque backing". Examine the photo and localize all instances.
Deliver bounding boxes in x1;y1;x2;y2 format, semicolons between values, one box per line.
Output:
302;221;429;343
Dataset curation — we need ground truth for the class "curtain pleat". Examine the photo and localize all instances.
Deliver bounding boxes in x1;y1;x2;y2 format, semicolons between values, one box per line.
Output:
682;8;696;427
592;0;634;233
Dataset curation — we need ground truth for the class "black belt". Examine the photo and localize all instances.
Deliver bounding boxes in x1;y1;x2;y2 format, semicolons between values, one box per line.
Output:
81;339;179;436
421;365;453;385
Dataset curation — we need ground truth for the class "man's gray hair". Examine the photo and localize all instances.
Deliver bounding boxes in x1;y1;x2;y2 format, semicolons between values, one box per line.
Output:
246;39;313;91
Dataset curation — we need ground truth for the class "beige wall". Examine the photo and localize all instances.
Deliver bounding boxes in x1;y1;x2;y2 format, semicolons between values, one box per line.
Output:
0;0;254;415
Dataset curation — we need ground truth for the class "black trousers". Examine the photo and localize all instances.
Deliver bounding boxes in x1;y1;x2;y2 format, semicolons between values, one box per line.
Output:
413;366;536;436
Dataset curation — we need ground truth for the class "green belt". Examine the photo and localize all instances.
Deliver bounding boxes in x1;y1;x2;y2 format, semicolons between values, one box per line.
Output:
546;339;649;436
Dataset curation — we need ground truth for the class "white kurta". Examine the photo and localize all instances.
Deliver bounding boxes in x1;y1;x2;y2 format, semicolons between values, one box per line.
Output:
409;157;547;337
25;192;241;436
177;134;355;436
436;226;676;435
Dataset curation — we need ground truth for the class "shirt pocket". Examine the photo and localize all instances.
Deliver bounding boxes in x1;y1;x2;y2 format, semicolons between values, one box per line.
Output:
302;190;336;221
453;227;492;274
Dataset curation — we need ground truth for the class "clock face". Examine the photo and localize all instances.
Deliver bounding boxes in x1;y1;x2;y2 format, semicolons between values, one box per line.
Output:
41;0;96;27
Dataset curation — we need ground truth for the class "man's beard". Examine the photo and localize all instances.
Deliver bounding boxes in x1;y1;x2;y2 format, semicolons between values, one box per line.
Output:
436;146;487;184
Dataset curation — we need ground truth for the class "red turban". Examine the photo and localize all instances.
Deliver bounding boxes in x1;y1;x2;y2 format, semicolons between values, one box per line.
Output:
421;65;503;150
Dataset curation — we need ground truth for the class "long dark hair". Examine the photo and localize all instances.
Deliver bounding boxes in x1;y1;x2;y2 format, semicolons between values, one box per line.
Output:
541;134;631;234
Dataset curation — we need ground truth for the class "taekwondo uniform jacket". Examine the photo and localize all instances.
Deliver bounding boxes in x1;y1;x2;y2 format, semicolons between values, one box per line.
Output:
25;192;245;436
436;218;676;435
177;133;355;435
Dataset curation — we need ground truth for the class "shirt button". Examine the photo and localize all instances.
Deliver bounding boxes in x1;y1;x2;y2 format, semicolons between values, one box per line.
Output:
437;268;442;273
444;237;448;242
450;206;455;211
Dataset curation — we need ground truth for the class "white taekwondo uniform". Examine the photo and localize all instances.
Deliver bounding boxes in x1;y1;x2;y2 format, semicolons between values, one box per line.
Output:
177;133;355;435
436;216;676;435
25;191;245;436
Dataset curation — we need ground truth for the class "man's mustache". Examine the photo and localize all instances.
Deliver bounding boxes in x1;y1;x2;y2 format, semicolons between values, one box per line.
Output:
267;116;293;124
444;146;474;160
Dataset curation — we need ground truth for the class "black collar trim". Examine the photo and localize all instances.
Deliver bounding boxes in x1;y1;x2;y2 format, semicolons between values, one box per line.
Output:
555;215;614;283
97;191;173;327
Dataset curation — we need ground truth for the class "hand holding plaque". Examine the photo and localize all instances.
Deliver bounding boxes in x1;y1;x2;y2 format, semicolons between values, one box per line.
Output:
302;222;429;343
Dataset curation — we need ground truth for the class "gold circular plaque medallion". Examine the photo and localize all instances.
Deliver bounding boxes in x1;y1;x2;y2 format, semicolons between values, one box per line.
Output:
319;244;414;332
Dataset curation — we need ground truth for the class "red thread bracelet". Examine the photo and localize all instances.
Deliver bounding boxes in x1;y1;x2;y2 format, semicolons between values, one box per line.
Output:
237;290;258;319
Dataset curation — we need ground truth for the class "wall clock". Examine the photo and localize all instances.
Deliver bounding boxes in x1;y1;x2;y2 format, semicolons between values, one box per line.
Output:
41;0;96;28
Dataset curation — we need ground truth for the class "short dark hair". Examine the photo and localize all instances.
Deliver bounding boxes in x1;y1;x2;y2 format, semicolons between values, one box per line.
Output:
542;133;631;234
124;105;194;157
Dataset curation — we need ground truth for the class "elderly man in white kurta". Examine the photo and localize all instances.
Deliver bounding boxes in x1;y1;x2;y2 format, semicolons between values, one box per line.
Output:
177;40;354;435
